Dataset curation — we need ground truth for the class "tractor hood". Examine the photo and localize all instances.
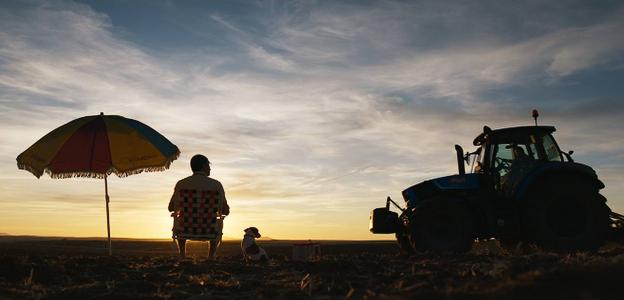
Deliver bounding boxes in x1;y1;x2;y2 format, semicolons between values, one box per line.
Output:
401;174;480;208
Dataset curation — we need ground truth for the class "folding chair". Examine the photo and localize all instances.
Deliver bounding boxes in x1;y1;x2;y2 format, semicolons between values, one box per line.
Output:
172;189;224;242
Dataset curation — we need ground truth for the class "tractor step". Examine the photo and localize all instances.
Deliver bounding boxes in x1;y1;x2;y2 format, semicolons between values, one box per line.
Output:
611;212;624;227
609;212;624;242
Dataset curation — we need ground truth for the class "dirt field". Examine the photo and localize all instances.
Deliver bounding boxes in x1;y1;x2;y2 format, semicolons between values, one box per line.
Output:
1;237;624;299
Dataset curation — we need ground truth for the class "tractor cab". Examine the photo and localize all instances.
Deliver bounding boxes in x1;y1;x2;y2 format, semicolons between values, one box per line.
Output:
464;126;570;195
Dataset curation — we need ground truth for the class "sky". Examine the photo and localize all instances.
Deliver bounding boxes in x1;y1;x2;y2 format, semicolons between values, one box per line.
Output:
1;0;623;240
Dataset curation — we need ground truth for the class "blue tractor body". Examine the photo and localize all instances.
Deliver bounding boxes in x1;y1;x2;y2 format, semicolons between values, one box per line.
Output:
370;125;616;253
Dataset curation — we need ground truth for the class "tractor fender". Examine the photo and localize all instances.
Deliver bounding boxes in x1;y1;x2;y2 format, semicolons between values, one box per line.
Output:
402;174;480;209
514;162;605;201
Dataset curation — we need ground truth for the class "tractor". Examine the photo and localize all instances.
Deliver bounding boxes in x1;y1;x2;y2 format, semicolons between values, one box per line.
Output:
370;111;622;252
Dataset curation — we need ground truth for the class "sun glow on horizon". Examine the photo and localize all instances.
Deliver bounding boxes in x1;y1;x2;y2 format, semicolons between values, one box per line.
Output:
0;172;395;240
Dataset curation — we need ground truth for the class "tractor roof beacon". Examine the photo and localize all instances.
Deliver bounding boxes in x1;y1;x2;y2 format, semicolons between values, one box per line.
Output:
369;111;619;253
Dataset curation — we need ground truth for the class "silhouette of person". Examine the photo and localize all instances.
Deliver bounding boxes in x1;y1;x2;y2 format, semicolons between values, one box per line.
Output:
169;154;230;258
510;145;530;161
501;145;534;195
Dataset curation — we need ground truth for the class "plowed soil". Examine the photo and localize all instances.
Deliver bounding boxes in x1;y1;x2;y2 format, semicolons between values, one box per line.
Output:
1;238;623;299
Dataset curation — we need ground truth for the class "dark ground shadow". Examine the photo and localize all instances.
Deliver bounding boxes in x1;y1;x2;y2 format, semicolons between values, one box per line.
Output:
1;238;623;299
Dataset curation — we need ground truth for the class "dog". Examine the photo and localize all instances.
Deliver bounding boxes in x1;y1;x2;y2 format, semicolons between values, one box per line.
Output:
241;227;268;262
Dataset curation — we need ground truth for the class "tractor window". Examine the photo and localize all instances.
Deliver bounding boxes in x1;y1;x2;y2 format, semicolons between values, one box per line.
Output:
471;146;485;173
529;143;539;159
543;135;563;162
511;144;532;160
492;143;536;190
493;144;513;178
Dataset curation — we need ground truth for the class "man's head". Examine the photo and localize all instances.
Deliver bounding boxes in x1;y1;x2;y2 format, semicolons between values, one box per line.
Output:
190;154;210;175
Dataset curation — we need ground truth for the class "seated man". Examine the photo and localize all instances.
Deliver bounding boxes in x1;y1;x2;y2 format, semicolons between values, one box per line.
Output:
169;154;230;258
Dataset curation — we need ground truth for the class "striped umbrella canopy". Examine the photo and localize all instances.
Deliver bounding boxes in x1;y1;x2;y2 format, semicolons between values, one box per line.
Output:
17;113;180;255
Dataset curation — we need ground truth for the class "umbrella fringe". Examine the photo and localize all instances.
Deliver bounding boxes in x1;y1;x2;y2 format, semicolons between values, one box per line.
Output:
114;151;179;177
47;170;108;179
19;150;181;179
17;162;44;179
114;166;163;177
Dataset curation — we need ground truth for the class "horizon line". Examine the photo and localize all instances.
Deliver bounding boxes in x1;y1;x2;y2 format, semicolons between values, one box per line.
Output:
0;234;394;242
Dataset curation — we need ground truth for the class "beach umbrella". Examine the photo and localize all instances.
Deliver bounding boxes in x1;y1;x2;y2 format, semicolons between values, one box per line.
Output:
16;112;180;255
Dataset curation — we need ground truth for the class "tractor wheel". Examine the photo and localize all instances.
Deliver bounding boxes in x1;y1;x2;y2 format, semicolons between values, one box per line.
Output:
523;175;610;252
409;197;475;253
395;232;414;255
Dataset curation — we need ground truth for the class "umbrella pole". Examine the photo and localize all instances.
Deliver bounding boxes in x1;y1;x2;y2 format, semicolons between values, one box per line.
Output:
105;174;112;256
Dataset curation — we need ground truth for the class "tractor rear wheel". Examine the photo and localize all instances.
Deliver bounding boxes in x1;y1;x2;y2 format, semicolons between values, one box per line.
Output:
409;197;475;253
523;175;610;252
395;231;414;255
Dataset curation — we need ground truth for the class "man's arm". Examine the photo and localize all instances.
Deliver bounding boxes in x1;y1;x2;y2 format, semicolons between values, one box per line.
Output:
219;182;230;216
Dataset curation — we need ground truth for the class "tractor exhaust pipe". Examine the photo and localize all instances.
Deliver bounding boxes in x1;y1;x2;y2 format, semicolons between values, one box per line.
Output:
455;144;465;175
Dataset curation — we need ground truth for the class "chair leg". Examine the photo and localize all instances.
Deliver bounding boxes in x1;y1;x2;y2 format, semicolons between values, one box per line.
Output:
171;238;178;253
209;239;220;259
177;239;187;258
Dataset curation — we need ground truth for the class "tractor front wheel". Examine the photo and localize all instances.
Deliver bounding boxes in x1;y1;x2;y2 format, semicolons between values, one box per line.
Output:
395;231;414;255
409;197;475;253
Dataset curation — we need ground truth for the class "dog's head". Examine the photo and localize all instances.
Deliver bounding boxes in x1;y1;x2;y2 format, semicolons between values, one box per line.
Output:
244;227;261;238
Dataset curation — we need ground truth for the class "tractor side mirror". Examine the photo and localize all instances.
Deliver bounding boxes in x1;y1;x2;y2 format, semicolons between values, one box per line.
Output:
562;150;574;162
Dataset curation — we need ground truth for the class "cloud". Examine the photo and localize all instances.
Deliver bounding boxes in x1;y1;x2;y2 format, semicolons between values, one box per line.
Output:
258;1;624;101
546;16;624;76
245;44;296;72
